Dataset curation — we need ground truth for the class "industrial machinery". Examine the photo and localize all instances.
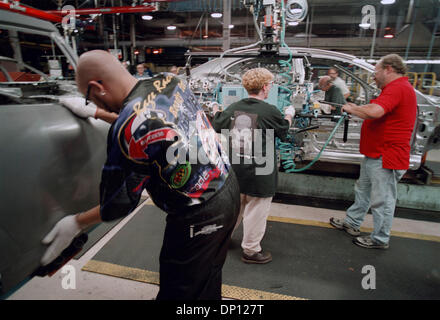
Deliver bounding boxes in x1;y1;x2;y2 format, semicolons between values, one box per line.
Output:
185;0;440;172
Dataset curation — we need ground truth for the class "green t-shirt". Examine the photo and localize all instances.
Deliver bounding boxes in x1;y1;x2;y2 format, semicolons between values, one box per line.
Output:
211;98;290;197
325;85;346;114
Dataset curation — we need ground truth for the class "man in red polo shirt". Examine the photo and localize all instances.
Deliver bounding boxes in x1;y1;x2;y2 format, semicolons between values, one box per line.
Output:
329;54;417;249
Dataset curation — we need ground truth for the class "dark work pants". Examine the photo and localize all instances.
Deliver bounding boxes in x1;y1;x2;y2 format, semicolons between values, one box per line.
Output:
156;171;240;300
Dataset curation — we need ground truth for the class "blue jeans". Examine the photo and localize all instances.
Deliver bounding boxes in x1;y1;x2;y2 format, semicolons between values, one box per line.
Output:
344;157;406;244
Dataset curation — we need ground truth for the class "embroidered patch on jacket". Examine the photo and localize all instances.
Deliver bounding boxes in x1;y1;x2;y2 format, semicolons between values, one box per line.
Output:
170;162;192;189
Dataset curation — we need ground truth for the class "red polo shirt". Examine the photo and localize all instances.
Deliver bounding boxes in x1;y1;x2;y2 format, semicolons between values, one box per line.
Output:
359;77;417;170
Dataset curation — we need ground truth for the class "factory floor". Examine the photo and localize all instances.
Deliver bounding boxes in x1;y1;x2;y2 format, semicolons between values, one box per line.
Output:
7;150;440;300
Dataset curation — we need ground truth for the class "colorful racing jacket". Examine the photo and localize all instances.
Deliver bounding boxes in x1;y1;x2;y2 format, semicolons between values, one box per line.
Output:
99;74;231;221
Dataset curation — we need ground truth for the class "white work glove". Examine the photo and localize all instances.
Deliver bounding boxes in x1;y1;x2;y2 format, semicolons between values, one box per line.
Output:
59;96;98;118
284;105;296;117
40;214;82;266
320;103;332;114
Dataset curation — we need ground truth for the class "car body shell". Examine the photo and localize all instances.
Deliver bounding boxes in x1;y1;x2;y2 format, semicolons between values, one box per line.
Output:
0;10;109;297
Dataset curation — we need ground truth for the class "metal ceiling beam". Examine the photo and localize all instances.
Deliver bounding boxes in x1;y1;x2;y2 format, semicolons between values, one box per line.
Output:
46;5;157;16
0;1;62;23
96;35;439;51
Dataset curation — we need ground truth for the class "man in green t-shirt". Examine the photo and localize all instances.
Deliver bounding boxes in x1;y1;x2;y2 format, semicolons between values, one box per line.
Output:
319;75;347;115
211;68;294;264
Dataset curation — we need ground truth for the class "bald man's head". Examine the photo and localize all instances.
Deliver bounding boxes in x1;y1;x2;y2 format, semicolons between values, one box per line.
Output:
319;76;333;91
76;50;128;94
76;50;137;113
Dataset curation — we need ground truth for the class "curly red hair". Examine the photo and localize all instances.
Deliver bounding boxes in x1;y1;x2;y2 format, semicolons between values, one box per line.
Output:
242;68;274;95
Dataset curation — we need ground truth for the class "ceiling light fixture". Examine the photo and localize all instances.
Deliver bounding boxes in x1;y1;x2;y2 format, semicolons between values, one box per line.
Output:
229;24;234;29
142;15;153;20
384;34;394;38
380;0;396;4
211;13;222;18
359;23;371;29
288;21;299;26
167;25;176;30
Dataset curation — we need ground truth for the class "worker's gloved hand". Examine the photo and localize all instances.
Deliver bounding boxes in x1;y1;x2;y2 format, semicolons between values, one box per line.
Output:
320;103;332;114
40;214;82;266
59;96;98;118
284;105;296;117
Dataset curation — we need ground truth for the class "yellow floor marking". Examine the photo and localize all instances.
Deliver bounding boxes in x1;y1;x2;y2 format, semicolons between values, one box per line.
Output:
267;216;440;243
82;260;306;300
221;284;306;300
82;260;160;285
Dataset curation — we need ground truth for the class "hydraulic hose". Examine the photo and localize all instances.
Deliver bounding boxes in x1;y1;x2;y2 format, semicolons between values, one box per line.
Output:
279;113;348;172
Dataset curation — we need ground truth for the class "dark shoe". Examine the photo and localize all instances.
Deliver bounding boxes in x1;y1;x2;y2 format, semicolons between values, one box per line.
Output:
241;250;272;264
353;236;389;249
329;217;361;236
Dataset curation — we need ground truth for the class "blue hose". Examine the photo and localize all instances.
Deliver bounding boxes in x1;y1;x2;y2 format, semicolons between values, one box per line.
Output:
279;113;348;172
275;0;349;173
277;0;293;114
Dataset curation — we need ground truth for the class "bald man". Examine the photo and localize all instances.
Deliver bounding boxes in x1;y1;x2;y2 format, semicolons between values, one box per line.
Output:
41;50;240;300
318;76;346;115
59;51;133;123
